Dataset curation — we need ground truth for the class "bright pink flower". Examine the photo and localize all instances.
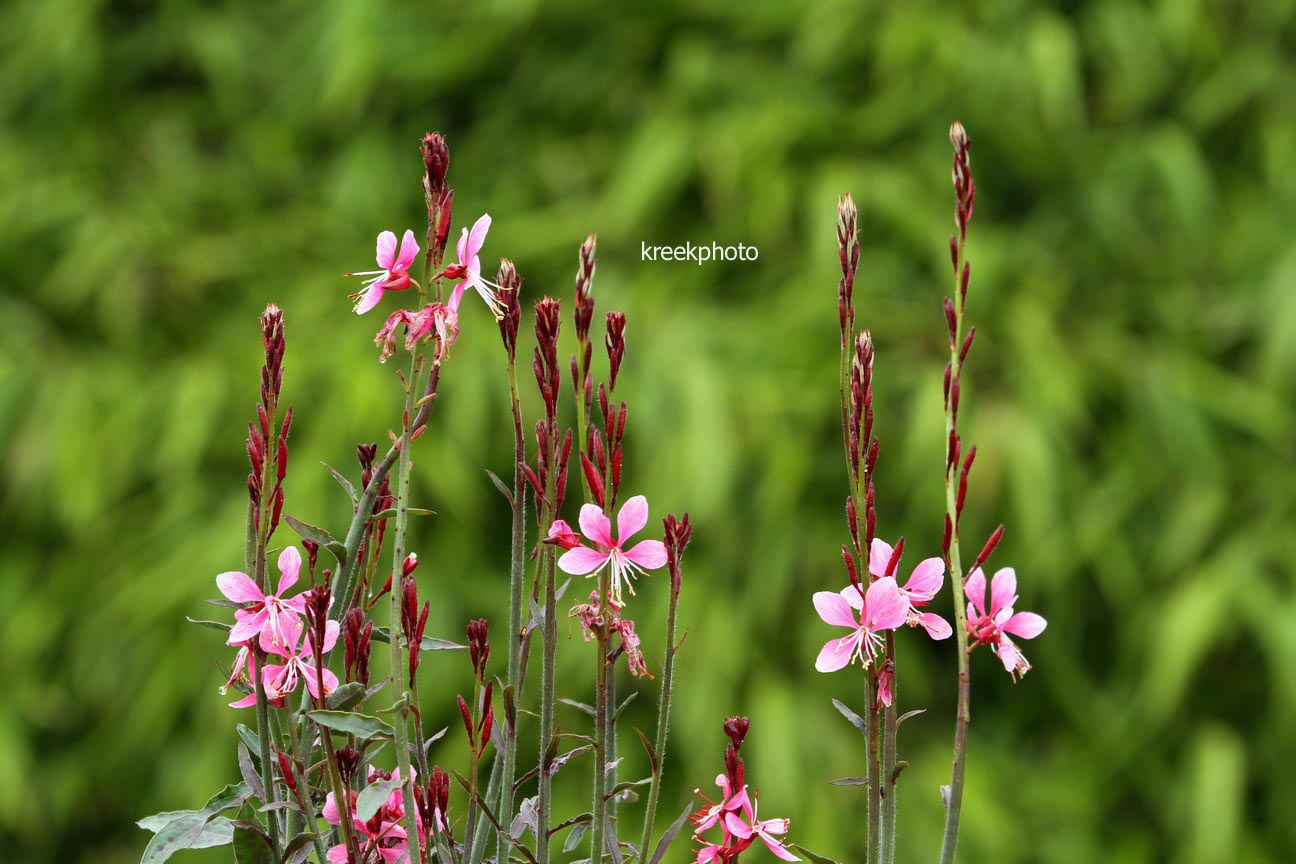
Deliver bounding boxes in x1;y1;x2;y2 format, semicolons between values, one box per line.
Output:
324;767;416;864
813;577;907;672
695;843;724;864
865;538;952;640
544;519;581;550
261;618;341;701
443;214;505;319
217;546;308;652
693;774;751;836
553;496;668;605
348;229;420;315
724;803;798;862
965;566;1047;679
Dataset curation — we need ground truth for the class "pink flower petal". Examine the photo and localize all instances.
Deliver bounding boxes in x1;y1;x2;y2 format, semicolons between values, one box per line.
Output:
903;558;945;601
1002;611;1046;639
623;539;667;570
323;791;345;825
327;844;349;864
868;538;895;578
375;231;398;269
914;611;953;640
617;495;650;541
990;568;1017;616
964;568;987;615
229;691;259;709
863;577;908;631
276;546;302;595
996;637;1023;673
813;591;858;628
578;503;613;547
466;214;491;259
217;570;263;604
815;635;856;672
355;283;385;315
724;811;753;840
762;834;800;862
394;229;420;270
556;546;610;576
839;585;865;611
228;609;267;645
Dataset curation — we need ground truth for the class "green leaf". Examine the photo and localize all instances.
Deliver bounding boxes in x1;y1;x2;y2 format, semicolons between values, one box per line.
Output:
370;627;465;651
829;777;869;787
831;699;867;738
355;775;404;822
139;784;250;863
322;462;358;506
308;710;394;740
646;803;693;864
632;726;658;774
283;515;346;561
485;469;514;505
326;681;366;711
278;833;318;864
788;845;844;864
237;743;264;801
232;822;275;864
369;507;436;522
185;617;231;633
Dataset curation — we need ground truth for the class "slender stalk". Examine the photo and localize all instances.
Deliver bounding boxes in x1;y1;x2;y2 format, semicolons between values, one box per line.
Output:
251;654;282;856
465;678;482;856
939;122;975;864
285;711;331;864
865;672;881;864
637;558;681;858
498;348;527;864
536;545;559;864
388;350;428;864
590;610;611;864
320;723;360;861
881;642;898;864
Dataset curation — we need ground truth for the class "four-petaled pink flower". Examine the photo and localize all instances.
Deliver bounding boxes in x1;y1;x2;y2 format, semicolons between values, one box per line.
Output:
257;617;340;704
553;496;668;605
443;214;505;319
724;803;798;862
348;229;420;315
866;538;952;640
965;566;1047;679
693;774;750;835
813;577;908;672
217;546;308;652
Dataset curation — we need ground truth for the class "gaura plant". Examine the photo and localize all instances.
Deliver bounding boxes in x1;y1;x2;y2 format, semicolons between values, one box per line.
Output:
138;133;703;864
812;122;1047;864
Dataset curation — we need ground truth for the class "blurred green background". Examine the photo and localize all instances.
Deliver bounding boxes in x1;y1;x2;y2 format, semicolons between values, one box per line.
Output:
3;0;1295;862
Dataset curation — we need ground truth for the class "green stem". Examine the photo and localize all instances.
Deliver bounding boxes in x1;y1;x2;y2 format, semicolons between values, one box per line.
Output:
866;671;881;864
286;710;331;864
590;625;610;864
536;545;558;864
881;637;898;864
637;567;681;859
498;353;527;864
938;231;972;864
388;351;427;864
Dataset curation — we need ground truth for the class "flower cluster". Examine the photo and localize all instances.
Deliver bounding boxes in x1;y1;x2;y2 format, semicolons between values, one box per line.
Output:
323;766;416;864
693;718;796;863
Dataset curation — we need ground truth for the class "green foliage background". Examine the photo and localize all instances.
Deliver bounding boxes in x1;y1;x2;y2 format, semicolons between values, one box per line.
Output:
2;1;1295;862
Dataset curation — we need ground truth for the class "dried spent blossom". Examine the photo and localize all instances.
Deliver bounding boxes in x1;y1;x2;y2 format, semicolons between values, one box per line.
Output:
812;577;907;673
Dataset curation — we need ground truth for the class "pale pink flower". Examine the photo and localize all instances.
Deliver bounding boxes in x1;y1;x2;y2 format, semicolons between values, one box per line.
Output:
865;538;952;640
965;566;1047;679
695;843;724;864
324;767;415;863
813;577;907;672
217;546;308;652
443;214;505;319
221;644;259;709
262;618;341;701
877;659;894;708
724;803;798;862
348;229;420;315
553;496;668;605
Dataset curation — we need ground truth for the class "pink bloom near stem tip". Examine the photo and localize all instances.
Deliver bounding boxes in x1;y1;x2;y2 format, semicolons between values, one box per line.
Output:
724;803;799;862
693;774;751;835
260;617;341;702
552;495;668;606
443;214;506;319
965;566;1047;679
813;577;908;673
217;546;308;652
348;229;420;315
867;538;953;640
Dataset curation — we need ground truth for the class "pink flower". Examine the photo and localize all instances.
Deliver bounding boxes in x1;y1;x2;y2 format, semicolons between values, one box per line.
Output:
348;229;420;315
695;843;724;864
965;566;1047;679
217;546;308;652
877;659;894;708
553;496;668;605
324;767;415;864
443;214;505;319
544;519;581;550
867;538;952;640
221;644;259;708
261;617;341;701
693;774;750;836
813;577;908;672
724;803;798;862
